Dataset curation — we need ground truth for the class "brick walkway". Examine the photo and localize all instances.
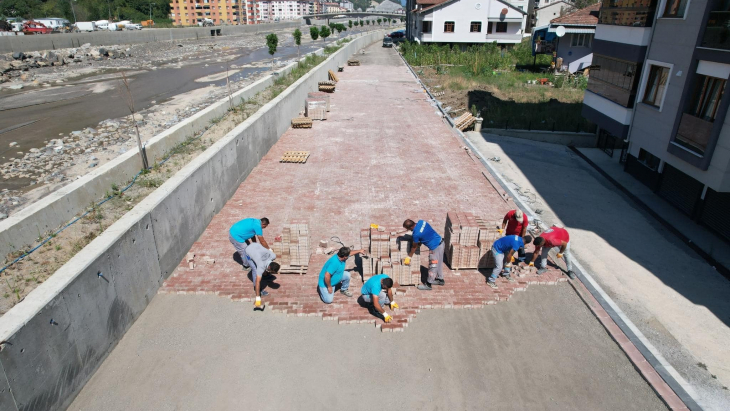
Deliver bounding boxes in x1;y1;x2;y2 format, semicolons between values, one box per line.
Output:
160;46;568;332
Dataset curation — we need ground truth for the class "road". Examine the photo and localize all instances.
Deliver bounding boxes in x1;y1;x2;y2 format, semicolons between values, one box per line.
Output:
69;42;667;411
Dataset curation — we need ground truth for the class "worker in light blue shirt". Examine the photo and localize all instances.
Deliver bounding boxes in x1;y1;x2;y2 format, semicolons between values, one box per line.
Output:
403;219;444;291
229;217;270;269
487;234;533;289
318;246;365;304
361;274;397;323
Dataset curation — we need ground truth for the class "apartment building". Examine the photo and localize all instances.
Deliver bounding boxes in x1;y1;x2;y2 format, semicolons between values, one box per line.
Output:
258;0;309;21
582;0;730;239
407;0;527;45
171;0;260;25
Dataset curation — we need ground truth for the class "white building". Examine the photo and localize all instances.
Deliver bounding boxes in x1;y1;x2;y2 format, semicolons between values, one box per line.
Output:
410;0;527;45
258;0;308;21
532;0;572;29
341;1;354;11
531;2;597;73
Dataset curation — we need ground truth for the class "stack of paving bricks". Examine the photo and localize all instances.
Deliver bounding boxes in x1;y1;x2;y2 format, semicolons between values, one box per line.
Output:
444;212;499;269
271;222;310;274
318;80;336;93
305;98;327;120
307;92;330;111
361;226;420;286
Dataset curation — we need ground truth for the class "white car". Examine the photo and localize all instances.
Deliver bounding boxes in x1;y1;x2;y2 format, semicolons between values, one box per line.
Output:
126;23;142;30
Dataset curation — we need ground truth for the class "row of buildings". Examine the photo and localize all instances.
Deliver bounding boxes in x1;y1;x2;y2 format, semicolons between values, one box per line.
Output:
170;0;357;26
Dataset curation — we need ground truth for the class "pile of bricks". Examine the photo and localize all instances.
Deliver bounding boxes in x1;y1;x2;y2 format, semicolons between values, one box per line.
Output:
305;98;327;120
271;222;310;274
444;212;499;269
307;92;330;111
361;226;422;286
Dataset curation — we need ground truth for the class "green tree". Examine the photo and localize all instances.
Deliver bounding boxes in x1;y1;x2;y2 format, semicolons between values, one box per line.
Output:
335;23;344;35
293;28;302;60
266;33;278;71
366;20;369;25
310;26;319;41
0;0;41;18
348;20;352;29
320;25;331;43
377;18;381;25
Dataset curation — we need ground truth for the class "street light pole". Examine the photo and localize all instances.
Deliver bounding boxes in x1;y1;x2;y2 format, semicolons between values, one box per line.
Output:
149;2;156;21
68;0;77;24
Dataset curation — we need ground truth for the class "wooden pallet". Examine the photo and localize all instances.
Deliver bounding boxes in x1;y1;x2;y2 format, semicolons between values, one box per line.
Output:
347;59;360;66
454;112;476;131
328;70;339;82
291;117;312;128
278;265;307;275
318;85;335;93
280;151;310;163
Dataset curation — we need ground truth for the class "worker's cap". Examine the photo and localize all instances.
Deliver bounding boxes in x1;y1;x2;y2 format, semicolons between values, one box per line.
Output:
514;210;524;223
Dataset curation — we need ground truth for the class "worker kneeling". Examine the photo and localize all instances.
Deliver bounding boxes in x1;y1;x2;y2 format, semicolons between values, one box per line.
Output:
244;242;280;307
318;246;365;304
487;234;533;289
361;274;398;323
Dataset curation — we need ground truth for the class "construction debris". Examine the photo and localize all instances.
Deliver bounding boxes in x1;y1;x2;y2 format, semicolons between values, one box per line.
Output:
271;222;310;274
280;151;310;163
347;59;360;66
444;212;500;270
291;117;313;128
328;70;339;82
454;112;477;131
361;225;422;286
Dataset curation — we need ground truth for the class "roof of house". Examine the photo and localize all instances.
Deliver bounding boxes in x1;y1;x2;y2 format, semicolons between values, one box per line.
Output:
550;3;600;25
417;0;526;14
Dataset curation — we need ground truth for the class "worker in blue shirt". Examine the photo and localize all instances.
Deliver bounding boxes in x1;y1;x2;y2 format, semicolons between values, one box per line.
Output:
487;234;533;289
229;217;270;269
318;246;366;304
402;218;444;291
361;274;398;323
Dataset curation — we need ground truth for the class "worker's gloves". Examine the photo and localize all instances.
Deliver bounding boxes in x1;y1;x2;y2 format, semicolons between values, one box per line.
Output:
497;228;504;235
370;224;380;229
403;257;411;266
254;296;262;308
556;253;564;259
383;313;393;323
390;302;399;309
528;262;535;267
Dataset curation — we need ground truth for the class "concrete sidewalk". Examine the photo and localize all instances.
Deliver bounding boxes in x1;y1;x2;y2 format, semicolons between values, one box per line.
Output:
70;43;668;410
465;132;730;410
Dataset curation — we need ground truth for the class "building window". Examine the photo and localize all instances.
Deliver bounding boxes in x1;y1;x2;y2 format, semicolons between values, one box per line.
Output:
587;54;639;106
689;74;726;121
571;33;592;47
470;21;482;32
674;74;726;154
663;0;688;18
637;148;660;171
444;21;455;32
422;21;432;33
495;22;508;33
642;65;670;107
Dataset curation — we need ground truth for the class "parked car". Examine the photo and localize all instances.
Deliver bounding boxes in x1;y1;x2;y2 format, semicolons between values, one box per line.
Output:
126;23;142;30
107;23;123;31
389;31;406;43
94;20;109;30
75;21;97;32
382;36;393;48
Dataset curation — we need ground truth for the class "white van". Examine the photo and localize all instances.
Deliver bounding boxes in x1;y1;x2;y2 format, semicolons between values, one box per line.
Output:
94;20;109;30
35;18;70;30
75;21;97;32
107;23;122;31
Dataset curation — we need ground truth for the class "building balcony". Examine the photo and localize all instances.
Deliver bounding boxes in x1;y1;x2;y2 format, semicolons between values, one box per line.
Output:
675;113;713;155
598;6;655;27
700;11;730;51
586;77;635;108
485;33;523;42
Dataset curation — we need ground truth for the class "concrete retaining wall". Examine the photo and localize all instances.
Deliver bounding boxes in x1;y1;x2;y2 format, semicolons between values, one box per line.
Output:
0;29;387;411
480;128;598;148
0;22;300;54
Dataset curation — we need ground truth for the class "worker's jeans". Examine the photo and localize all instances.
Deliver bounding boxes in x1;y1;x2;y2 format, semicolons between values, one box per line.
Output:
318;273;351;304
538;242;572;271
362;291;390;305
229;233;250;268
427;241;445;283
488;247;505;283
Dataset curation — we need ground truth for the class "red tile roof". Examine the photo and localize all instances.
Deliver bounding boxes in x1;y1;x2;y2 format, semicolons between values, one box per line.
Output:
550;3;600;25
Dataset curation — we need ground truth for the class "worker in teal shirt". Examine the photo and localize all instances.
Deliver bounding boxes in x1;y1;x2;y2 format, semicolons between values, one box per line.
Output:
487;234;533;289
229;217;270;269
403;219;444;291
318;246;365;304
361;274;397;323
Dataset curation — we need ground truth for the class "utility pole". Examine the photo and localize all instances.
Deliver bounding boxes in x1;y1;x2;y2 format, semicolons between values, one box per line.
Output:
68;0;77;23
149;2;156;21
107;0;112;20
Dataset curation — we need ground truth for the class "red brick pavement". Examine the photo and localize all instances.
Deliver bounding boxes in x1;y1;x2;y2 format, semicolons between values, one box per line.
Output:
161;48;570;332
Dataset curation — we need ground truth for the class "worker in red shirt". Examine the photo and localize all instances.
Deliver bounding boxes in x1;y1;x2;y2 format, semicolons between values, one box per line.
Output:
529;225;575;279
500;209;528;261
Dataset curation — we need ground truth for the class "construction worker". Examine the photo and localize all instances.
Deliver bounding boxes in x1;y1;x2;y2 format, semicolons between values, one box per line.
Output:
361;274;398;323
229;217;270;269
244;242;280;307
530;226;575;279
500;209;529;261
318;246;366;304
487;234;533;289
402;219;444;291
